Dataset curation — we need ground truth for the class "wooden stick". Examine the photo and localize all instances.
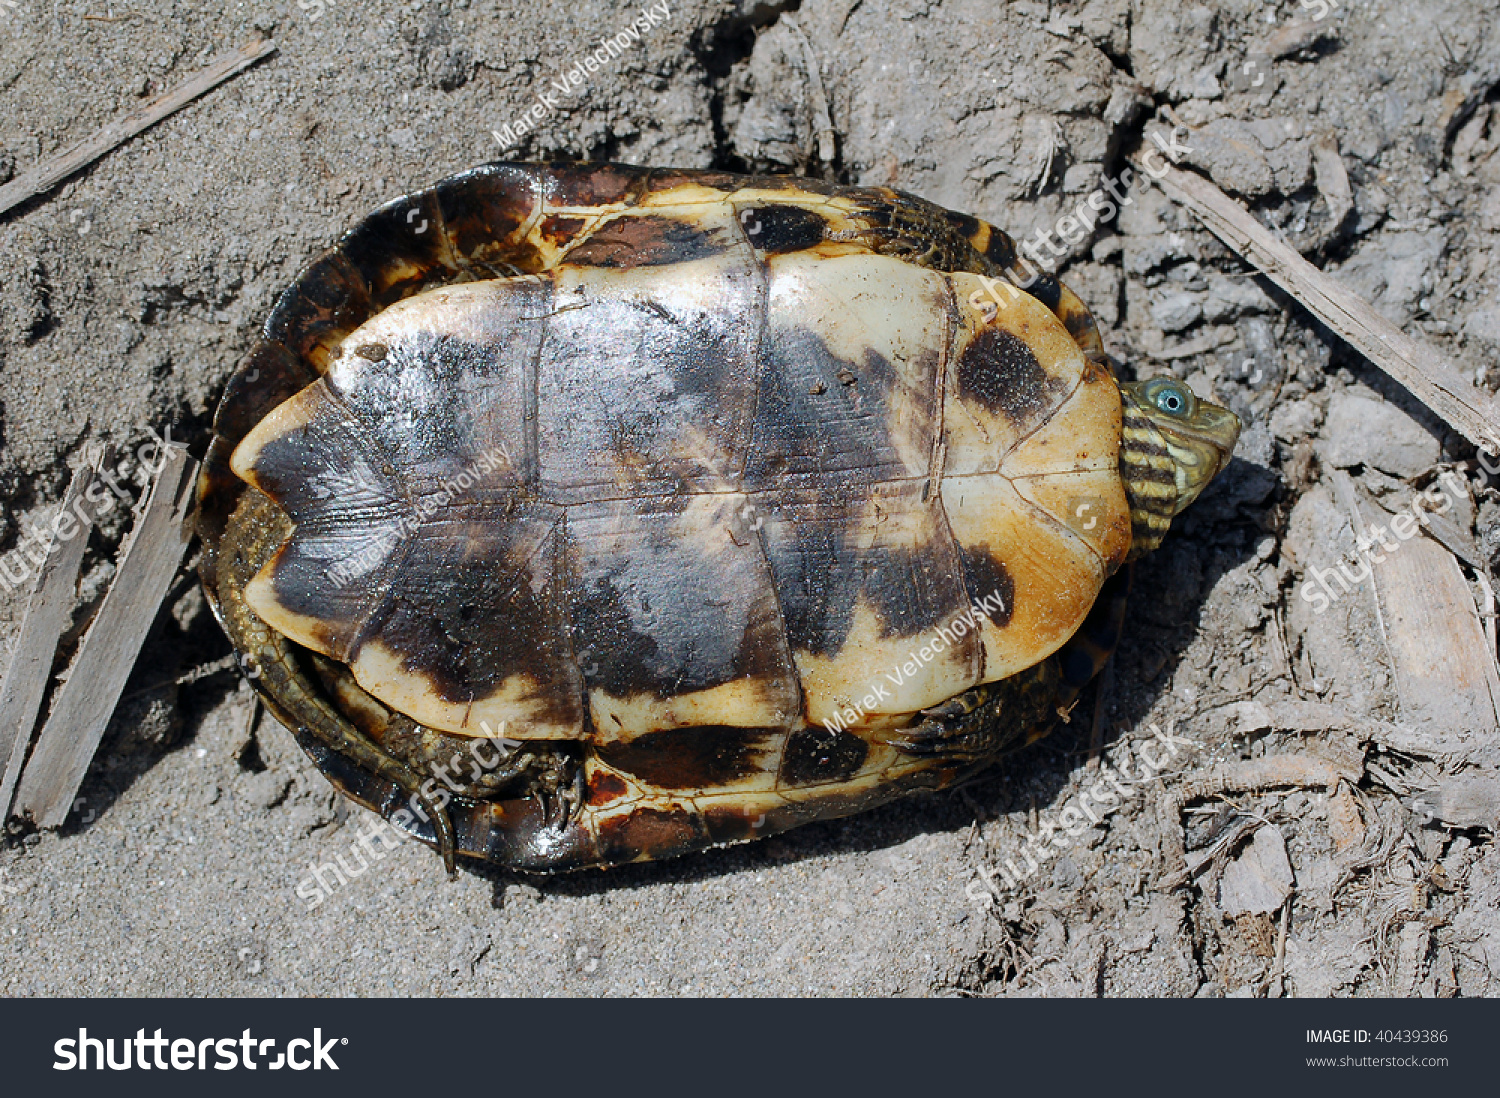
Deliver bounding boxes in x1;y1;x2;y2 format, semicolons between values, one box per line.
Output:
12;449;197;828
1330;469;1500;734
0;450;106;819
0;36;277;219
1134;157;1500;449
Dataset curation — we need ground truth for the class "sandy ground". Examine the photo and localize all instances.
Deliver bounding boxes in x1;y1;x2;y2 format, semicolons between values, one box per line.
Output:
1;0;1498;996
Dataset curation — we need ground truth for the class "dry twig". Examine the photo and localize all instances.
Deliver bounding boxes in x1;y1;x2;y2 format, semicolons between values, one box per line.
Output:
0;450;106;818
0;36;277;219
1135;157;1500;449
11;450;196;828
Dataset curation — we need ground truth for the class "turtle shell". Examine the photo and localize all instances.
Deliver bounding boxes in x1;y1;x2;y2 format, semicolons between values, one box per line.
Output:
198;162;1135;871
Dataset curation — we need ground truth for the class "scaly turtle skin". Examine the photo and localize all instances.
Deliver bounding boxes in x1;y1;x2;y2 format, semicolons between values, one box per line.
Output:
196;162;1240;873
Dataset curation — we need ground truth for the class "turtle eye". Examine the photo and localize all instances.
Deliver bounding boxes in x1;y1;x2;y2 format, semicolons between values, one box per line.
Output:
1142;377;1197;419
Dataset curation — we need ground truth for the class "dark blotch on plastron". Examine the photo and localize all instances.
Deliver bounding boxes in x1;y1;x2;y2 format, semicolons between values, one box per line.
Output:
780;727;870;786
563;214;735;268
739;204;828;254
586;770;629;806
755;488;859;658
596;806;708;864
763;483;970;657
744;328;901;486
596;726;770;790
264;543;382;658
350;514;583;731
533;260;758;497
863;541;968;641
957;546;1015;627
569;573;666;700
956;327;1057;428
565;493;796;707
433;163;542;269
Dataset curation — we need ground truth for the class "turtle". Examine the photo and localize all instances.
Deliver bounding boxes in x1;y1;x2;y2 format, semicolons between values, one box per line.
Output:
196;161;1240;875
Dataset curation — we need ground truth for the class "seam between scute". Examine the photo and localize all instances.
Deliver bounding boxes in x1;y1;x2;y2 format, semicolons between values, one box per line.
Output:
994;373;1120;573
422;182;461;276
514;169;548;255
729;191;770;486
1002;471;1109;574
524;274;550;488
731;201;801;733
551;506;594;743
926;269;953;500
930;271;984;685
994;367;1086;466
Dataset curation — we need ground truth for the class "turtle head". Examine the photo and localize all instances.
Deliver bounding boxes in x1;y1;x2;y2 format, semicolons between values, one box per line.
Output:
1118;377;1241;560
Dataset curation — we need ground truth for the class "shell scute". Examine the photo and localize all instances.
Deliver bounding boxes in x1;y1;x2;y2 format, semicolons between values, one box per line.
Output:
432;162;543;271
539;240;760;500
744;251;948;488
568;492;801;740
262;250;373;373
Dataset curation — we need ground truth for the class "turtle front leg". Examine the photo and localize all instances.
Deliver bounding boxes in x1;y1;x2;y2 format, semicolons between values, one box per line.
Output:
885;673;1045;762
215;490;460;875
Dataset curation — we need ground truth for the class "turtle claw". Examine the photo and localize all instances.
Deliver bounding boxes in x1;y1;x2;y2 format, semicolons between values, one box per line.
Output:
889;687;1005;761
417;790;458;878
538;766;586;832
888;720;995;761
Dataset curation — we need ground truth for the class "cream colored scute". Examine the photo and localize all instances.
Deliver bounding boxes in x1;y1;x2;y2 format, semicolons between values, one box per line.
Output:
324;277;551;392
996;362;1122;480
552;236;756;334
347;638;583;740
795;598;980;732
230;381;329;492
941;272;1088;477
1009;468;1132;571
587;676;795;744
765;252;949;477
939;473;1104;683
243;567;344;660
